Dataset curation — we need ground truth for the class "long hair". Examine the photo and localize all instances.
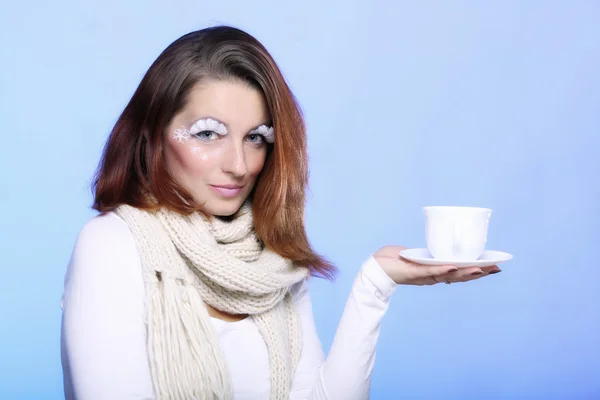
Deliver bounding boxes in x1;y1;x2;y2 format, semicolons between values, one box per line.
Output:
92;26;336;279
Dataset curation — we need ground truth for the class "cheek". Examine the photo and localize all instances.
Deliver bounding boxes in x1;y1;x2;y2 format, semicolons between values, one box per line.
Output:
166;132;221;177
247;148;268;176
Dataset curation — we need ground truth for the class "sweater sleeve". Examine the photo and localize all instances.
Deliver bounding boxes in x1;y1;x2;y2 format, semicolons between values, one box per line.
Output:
289;256;398;399
60;213;155;400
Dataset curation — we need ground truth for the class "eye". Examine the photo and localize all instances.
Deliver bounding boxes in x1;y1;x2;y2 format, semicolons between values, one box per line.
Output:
194;130;218;141
247;133;265;144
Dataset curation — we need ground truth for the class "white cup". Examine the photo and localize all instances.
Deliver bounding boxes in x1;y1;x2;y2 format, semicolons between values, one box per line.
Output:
424;206;492;261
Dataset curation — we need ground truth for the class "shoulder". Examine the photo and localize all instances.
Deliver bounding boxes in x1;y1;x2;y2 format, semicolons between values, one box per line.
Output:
75;211;133;246
66;211;140;281
71;211;139;261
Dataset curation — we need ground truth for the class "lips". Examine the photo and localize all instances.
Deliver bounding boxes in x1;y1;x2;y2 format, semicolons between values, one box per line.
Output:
210;185;243;198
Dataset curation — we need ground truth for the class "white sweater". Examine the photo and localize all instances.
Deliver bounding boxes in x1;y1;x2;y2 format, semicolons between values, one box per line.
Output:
60;212;398;399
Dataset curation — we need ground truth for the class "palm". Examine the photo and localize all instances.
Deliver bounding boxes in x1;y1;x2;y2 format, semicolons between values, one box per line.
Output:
374;246;500;285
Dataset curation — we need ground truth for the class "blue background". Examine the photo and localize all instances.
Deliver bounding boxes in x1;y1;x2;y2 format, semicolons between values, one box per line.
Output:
1;1;599;398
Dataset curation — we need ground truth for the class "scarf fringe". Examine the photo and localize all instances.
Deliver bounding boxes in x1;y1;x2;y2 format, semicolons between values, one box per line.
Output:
147;276;232;400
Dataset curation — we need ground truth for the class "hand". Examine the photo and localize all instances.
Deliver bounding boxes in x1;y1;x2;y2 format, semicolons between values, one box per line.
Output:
373;246;501;285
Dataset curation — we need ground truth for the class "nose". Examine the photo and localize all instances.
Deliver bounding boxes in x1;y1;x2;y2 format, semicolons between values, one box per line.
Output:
222;141;247;178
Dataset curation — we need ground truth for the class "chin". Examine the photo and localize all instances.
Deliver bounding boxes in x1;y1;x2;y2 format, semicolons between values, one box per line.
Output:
201;197;247;217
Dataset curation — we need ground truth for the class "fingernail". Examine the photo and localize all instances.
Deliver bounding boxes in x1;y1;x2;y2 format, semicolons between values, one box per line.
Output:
470;271;484;276
488;270;501;275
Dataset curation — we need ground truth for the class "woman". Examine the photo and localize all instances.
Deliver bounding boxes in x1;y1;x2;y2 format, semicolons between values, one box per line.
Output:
60;25;499;400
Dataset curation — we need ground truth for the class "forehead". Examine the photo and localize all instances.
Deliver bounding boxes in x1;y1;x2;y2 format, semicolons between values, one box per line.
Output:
181;79;271;130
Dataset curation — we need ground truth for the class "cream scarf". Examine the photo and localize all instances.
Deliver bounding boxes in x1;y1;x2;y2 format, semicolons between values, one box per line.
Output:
115;203;309;399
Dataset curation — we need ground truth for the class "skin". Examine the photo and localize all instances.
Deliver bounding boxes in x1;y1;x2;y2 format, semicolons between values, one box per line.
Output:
163;79;500;321
164;79;270;219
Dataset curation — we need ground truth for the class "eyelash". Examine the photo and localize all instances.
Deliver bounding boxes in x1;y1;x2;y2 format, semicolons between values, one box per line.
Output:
192;130;266;144
193;130;217;141
247;133;265;144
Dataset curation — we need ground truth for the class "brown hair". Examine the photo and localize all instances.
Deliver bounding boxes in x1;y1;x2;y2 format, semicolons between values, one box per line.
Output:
92;26;336;279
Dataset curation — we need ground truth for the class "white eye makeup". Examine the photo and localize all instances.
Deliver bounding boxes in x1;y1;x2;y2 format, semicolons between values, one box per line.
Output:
171;118;228;144
170;118;274;155
189;118;228;137
250;125;275;144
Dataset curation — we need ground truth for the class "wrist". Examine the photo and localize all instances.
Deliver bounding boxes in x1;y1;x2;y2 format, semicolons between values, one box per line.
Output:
362;256;399;298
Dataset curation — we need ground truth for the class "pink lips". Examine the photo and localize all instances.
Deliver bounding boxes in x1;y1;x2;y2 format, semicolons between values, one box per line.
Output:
210;185;243;198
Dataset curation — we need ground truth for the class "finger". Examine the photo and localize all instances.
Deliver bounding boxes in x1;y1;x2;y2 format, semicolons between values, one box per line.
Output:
408;264;458;285
439;267;484;284
412;276;440;286
436;265;502;285
453;265;501;282
481;265;502;274
413;264;459;280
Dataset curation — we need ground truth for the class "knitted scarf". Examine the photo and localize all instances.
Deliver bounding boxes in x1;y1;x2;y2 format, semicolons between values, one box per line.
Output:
114;203;309;399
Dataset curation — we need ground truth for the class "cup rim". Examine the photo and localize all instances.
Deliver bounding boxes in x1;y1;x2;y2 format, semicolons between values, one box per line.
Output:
423;206;492;213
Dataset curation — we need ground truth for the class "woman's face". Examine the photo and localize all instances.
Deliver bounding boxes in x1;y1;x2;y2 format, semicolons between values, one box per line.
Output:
164;79;270;217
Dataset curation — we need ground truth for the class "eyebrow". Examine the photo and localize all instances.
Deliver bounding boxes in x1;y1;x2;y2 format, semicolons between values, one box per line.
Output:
191;116;271;132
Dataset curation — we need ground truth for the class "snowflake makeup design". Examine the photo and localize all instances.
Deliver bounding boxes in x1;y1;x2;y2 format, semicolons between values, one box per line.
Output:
172;128;190;143
190;147;208;160
251;125;275;143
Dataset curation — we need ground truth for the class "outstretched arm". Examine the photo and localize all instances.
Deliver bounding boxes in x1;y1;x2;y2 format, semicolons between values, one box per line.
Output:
289;256;398;400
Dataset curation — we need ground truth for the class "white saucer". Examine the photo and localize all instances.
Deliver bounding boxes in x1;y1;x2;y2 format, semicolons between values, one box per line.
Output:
399;248;513;268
